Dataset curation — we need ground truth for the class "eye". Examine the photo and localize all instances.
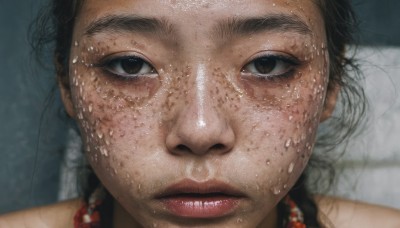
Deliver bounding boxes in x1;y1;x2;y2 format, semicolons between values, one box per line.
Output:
100;56;156;78
241;55;299;79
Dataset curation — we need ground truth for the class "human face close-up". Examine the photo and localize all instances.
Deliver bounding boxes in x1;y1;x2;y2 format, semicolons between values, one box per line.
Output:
62;0;330;227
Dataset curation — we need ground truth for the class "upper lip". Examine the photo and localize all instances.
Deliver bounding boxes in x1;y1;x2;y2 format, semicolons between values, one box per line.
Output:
155;179;246;199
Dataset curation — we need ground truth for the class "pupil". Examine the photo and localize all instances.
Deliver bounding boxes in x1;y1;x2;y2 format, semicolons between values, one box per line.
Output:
254;58;276;74
121;58;143;74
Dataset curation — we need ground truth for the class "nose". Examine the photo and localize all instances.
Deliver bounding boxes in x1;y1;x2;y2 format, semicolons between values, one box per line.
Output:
165;65;235;156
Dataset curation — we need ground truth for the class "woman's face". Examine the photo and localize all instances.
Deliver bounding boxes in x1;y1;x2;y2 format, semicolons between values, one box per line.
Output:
64;0;329;226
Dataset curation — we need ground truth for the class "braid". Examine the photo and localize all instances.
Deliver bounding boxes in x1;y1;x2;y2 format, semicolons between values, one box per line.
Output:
288;174;322;228
83;170;114;228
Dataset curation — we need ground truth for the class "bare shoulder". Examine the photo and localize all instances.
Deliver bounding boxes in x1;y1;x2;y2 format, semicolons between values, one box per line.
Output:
316;195;400;228
0;199;82;228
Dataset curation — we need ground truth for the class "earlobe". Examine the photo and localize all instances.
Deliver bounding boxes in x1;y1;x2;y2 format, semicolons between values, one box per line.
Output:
58;75;76;119
320;84;340;122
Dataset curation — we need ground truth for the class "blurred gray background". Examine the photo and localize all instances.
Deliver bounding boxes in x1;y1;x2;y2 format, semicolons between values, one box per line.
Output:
0;0;399;214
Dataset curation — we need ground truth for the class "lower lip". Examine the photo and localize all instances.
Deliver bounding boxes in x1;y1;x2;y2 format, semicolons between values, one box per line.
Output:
161;196;240;218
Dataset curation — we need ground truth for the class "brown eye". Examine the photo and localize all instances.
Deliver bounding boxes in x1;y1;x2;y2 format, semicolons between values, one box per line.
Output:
103;56;156;78
120;57;145;74
253;57;277;74
242;55;299;79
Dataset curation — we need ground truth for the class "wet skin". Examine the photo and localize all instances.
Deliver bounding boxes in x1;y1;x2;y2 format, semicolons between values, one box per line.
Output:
62;0;330;227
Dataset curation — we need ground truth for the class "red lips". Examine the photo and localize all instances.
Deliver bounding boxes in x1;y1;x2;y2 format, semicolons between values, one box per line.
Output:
156;179;245;218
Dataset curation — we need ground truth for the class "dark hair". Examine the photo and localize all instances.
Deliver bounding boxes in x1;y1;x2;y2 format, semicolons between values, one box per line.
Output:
30;0;365;227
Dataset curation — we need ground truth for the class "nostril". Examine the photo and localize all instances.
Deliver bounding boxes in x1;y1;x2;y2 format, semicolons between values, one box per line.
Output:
176;144;191;152
210;143;226;151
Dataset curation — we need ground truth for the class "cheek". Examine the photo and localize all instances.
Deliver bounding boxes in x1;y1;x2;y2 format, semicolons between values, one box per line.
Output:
234;67;328;197
68;51;160;189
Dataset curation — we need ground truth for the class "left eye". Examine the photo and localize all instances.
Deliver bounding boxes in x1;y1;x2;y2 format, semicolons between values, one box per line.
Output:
102;56;156;78
242;55;298;78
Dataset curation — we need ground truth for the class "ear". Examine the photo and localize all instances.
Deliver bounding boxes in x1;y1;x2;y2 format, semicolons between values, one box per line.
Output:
55;53;76;118
320;83;340;122
59;74;76;118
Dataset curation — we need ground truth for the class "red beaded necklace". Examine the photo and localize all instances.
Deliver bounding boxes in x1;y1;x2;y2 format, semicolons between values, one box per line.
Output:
74;193;306;228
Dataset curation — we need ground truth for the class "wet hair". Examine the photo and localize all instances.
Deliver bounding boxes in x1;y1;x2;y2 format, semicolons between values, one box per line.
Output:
30;0;365;227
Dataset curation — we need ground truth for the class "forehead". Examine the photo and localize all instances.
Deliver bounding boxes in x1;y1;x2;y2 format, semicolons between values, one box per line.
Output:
75;0;325;38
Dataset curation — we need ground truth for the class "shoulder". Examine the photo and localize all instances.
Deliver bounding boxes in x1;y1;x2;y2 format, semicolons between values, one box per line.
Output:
316;195;400;228
0;199;82;228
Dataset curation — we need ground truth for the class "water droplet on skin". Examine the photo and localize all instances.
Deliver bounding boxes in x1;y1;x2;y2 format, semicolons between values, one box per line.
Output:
72;56;78;64
236;218;243;223
109;130;114;137
288;162;294;173
106;139;110;146
77;112;83;120
74;41;79;46
100;147;108;157
271;186;281;195
88;104;93;113
266;159;271;166
285;138;291;148
97;131;103;139
289;116;293;121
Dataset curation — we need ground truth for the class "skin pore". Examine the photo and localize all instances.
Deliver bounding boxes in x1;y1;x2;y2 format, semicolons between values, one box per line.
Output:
60;0;331;227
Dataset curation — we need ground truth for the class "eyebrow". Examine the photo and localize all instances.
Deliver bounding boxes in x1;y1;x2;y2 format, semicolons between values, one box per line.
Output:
213;14;312;39
84;15;175;38
84;13;311;42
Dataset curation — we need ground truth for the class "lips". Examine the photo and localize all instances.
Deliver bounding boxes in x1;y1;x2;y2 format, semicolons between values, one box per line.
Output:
155;179;245;218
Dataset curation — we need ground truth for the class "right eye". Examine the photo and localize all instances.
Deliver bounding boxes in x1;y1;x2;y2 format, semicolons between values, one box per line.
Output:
101;56;156;78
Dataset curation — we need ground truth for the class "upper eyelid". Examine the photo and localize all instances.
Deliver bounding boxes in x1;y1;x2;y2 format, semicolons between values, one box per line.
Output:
95;52;155;68
244;52;301;66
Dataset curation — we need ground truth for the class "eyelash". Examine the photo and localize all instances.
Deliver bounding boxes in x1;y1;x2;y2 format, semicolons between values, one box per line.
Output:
96;55;157;79
241;54;301;81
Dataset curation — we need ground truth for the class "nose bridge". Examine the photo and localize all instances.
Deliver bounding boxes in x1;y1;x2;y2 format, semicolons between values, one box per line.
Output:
194;63;207;128
166;62;235;156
